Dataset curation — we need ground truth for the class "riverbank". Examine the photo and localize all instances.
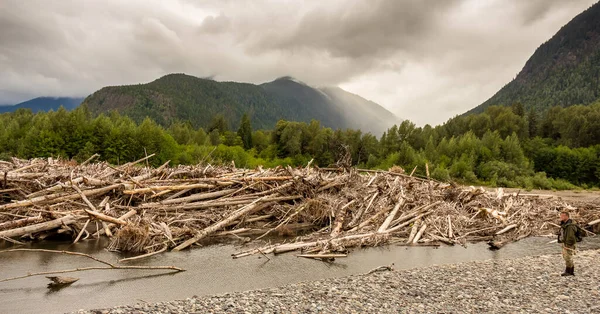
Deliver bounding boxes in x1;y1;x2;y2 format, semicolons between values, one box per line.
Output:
76;248;600;314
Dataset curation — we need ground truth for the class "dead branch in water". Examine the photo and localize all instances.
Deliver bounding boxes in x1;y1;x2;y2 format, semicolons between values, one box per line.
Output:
0;248;184;283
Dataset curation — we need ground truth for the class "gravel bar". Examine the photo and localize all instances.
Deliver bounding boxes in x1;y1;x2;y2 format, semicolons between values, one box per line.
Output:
75;249;600;314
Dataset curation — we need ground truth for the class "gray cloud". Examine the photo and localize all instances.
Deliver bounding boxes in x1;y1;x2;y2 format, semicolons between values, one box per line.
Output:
248;0;459;59
0;0;597;125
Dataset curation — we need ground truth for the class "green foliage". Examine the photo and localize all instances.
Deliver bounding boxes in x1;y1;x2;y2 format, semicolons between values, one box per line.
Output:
237;113;253;150
1;101;599;190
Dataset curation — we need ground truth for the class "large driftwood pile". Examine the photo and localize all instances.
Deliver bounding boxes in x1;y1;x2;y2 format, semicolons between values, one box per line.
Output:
1;157;599;259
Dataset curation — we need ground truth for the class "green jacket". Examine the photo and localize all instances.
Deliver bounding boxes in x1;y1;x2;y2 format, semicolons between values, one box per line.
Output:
559;219;577;247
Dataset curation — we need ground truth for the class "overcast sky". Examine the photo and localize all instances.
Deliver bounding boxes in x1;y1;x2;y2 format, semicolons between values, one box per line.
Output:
0;0;597;125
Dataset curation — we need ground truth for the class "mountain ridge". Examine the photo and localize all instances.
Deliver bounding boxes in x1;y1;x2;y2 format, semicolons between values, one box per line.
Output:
468;2;600;114
82;73;400;134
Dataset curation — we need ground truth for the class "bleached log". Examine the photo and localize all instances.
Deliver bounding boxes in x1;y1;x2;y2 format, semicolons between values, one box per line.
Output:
348;191;378;227
73;219;90;244
72;184;127;226
406;220;421;243
378;198;405;232
428;233;455;245
331;200;355;237
143;189;238;207
0;184;122;210
412;223;427;244
172;198;266;251
123;183;216;195
387;212;431;233
163;195;301;211
389;201;441;228
25;177;84;198
447;215;454;238
495;224;518;235
0;215;77;239
93;210;137;237
588;218;600;226
119;246;168;263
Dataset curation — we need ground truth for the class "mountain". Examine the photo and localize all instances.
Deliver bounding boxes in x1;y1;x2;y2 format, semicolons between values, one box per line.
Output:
82;74;400;134
0;97;84;113
468;2;600;114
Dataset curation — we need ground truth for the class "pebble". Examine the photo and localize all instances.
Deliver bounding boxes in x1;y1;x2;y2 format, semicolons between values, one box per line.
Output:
74;249;600;314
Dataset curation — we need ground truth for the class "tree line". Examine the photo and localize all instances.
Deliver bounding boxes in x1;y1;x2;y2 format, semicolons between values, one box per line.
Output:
0;102;599;190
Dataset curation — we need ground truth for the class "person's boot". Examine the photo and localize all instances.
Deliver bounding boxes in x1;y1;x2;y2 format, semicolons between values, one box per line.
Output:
561;267;570;276
570;266;575;276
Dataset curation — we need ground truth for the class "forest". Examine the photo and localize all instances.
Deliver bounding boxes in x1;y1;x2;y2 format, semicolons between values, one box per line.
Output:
0;102;599;190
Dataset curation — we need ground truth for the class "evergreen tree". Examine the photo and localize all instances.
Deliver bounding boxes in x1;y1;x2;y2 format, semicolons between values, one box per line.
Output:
527;109;538;138
237;113;253;150
511;102;525;117
208;114;229;134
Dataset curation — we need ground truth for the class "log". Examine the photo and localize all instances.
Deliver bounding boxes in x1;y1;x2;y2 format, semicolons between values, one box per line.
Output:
406;220;421;243
0;215;77;239
172;198;267;251
588;218;600;226
46;276;79;287
331;200;355;237
162;195;302;211
0;216;44;231
387;212;431;233
123;183;216;195
93;210;137;237
71;184;128;226
350;202;390;232
84;210;127;226
495;224;518;235
389;201;441;229
255;204;307;240
428;233;455;245
297;254;347;259
0;184;122;210
412;223;427;244
73;219;90;244
26;177;84;199
378;198;405;232
143;188;237;206
119;246;168;262
348;191;378;227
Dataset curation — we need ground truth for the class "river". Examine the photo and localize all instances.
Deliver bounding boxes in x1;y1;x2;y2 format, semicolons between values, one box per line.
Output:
1;237;599;314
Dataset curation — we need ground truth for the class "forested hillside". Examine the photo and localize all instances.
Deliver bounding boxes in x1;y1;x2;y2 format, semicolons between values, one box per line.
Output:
82;74;399;135
470;2;600;114
1;102;598;190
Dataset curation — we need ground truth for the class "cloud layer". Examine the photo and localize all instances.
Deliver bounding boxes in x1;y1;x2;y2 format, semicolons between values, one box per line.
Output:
0;0;596;125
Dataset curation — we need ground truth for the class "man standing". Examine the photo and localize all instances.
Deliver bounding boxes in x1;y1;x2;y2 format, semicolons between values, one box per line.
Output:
558;211;577;276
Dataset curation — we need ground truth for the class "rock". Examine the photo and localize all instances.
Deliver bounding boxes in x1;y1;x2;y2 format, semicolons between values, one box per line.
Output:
71;249;600;314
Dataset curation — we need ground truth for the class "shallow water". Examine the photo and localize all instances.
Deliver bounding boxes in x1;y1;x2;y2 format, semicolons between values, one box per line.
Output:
0;237;599;314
